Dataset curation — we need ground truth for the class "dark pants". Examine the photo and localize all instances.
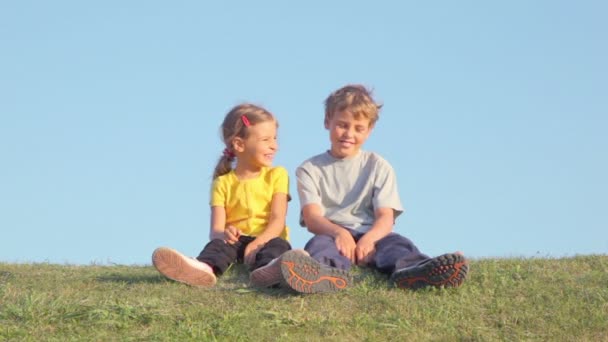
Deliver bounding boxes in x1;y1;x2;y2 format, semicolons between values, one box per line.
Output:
305;229;429;274
196;236;291;275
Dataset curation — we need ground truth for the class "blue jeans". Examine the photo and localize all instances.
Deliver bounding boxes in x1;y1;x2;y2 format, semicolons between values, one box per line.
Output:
304;229;429;274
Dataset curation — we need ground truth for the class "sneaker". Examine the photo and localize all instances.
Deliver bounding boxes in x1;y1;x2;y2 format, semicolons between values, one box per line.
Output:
390;252;468;290
152;247;216;287
280;250;352;294
250;249;309;288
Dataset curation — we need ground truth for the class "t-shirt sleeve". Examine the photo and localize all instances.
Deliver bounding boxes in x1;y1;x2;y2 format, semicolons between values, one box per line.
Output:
296;164;323;227
271;166;289;195
210;177;226;207
296;165;321;207
372;159;404;219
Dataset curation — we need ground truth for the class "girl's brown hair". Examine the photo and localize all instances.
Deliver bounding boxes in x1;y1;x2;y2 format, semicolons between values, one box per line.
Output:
213;103;276;179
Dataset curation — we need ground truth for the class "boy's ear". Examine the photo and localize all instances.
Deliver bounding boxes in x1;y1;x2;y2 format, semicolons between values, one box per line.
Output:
232;137;245;153
324;118;330;130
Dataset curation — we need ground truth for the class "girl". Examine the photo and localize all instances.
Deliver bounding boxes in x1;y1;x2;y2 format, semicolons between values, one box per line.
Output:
152;103;292;288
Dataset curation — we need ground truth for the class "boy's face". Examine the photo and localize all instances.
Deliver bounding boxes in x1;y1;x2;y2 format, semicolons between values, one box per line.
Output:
325;110;373;159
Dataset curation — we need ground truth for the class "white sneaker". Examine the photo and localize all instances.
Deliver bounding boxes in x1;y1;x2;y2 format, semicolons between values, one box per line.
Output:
152;247;216;287
250;249;308;288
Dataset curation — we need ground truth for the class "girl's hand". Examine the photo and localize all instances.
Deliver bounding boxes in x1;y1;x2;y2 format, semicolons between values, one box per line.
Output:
335;230;357;263
224;225;241;245
244;240;264;266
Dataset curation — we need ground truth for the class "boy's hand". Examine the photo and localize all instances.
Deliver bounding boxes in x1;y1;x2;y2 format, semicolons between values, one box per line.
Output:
335;230;357;263
224;225;241;245
355;236;376;266
244;239;264;266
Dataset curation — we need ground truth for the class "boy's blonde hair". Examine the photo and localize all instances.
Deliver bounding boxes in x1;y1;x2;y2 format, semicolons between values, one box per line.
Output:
213;103;276;179
324;84;382;127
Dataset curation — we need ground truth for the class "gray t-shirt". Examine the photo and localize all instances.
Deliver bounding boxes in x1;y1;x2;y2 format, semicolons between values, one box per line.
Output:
296;150;404;232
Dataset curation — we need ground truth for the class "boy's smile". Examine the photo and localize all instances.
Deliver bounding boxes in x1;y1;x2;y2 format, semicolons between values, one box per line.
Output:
325;110;373;159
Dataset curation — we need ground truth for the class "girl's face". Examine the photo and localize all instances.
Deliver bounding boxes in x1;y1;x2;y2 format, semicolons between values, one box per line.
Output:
237;120;278;169
325;110;372;159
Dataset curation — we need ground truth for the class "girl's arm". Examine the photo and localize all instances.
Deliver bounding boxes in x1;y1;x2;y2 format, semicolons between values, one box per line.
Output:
258;192;289;242
209;206;227;241
243;192;288;265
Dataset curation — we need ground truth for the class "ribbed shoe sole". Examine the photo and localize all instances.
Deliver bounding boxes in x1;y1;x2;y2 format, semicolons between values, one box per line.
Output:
390;253;468;290
280;250;352;294
152;247;216;288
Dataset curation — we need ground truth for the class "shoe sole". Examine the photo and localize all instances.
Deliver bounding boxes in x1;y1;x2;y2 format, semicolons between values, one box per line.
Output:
152;247;216;288
280;250;352;293
390;253;468;289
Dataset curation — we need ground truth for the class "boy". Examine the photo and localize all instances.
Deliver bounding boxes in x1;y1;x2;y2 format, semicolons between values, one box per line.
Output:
279;84;468;294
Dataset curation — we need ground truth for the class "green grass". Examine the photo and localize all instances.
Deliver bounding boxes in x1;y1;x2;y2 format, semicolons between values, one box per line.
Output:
1;255;607;341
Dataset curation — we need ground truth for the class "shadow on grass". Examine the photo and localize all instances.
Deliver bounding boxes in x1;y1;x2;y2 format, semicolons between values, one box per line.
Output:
215;264;292;297
96;273;165;284
91;263;394;295
0;270;14;284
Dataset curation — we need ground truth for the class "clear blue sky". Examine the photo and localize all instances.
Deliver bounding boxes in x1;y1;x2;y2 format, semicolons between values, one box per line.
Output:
1;1;606;265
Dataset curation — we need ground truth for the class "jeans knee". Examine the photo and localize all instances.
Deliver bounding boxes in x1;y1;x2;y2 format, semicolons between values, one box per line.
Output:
270;237;291;248
304;234;334;251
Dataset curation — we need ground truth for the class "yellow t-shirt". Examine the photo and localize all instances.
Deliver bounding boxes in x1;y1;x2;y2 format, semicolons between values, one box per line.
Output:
210;166;290;240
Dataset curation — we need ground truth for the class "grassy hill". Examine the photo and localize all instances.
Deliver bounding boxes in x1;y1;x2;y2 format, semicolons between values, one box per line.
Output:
1;255;607;341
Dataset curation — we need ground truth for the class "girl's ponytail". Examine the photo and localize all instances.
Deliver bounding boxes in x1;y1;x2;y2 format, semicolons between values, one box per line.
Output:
212;148;235;179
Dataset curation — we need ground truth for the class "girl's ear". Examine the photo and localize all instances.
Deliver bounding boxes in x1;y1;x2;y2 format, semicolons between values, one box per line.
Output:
232;137;245;153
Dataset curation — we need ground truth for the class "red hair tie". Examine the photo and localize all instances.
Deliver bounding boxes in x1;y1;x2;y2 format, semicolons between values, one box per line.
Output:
241;115;251;127
223;148;235;159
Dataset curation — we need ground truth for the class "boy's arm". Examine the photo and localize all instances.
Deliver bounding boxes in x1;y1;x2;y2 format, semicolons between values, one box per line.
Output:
244;192;288;265
356;207;394;265
356;156;403;264
302;203;357;262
